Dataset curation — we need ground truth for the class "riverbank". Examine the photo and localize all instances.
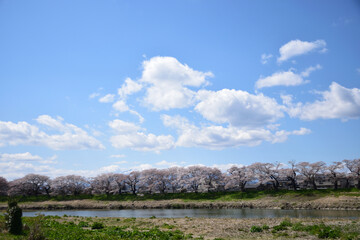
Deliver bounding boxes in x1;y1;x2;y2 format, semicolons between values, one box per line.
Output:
1;215;359;239
1;194;360;211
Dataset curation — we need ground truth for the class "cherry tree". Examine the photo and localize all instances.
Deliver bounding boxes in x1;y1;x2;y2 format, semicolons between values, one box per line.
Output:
52;175;89;196
181;166;206;193
296;161;326;189
8;174;51;196
250;162;282;190
91;173;117;195
154;169;171;194
202;167;224;192
168;167;183;193
326;161;344;189
282;161;299;190
225;166;252;192
113;173;127;194
139;169;158;194
0;176;8;196
125;171;141;195
343;158;360;189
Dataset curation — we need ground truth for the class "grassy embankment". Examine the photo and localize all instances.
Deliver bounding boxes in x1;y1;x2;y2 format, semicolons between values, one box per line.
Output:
0;215;360;239
1;188;360;210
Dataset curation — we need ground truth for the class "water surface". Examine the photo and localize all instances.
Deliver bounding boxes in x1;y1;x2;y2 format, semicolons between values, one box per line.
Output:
22;208;360;219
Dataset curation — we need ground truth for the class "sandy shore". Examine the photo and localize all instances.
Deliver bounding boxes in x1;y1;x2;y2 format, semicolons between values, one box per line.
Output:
1;195;360;210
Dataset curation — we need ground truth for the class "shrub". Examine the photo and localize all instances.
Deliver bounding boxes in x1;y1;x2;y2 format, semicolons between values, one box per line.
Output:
250;226;263;232
91;222;104;229
261;224;269;230
317;226;341;239
4;199;23;235
27;215;46;240
279;219;292;227
78;221;89;227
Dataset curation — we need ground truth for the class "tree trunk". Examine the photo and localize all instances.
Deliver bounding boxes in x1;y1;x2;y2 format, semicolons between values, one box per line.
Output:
312;179;317;190
290;178;297;191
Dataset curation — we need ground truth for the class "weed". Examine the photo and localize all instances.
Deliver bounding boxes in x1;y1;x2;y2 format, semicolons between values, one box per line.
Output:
78;221;89;227
250;225;263;232
262;224;269;230
91;222;104;229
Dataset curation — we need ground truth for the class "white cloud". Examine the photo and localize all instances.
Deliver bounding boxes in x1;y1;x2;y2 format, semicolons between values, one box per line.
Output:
113;160;127;164
89;92;100;99
195;89;284;127
261;54;273;64
301;64;322;77
99;94;115;103
140;56;213;111
285;82;360;120
98;164;122;173
211;163;244;172
0;152;42;161
110;154;126;158
109;119;142;133
118;78;143;98
272;128;311;143
36;115;65;131
256;70;306;89
162;115;307;150
112;100;129;112
0;115;104;150
109;119;175;153
155;160;178;167
277;39;327;63
256;65;321;89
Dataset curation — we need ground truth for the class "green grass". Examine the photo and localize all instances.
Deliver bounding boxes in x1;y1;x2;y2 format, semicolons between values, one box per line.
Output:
0;215;201;240
1;188;359;204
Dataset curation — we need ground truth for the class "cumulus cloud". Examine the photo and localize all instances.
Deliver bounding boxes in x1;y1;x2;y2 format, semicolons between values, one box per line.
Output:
0;152;42;161
261;54;273;64
99;94;115;103
283;82;360;120
109;119;175;153
195;89;284;127
284;82;360;120
155;160;179;167
277;39;327;63
139;56;213;111
162;115;308;149
255;65;321;89
118;78;143;98
112;79;144;123
0;115;104;150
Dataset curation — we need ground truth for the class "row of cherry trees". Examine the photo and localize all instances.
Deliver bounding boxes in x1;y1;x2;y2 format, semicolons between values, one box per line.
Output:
0;158;359;197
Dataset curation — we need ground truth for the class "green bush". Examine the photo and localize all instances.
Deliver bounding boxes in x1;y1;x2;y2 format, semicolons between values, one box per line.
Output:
27;215;46;240
262;224;269;230
250;225;263;232
279;219;292;227
4;199;23;235
78;221;89;227
91;222;104;229
317;225;341;239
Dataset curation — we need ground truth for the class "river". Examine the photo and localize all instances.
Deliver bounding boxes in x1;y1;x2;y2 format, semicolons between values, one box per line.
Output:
22;208;360;219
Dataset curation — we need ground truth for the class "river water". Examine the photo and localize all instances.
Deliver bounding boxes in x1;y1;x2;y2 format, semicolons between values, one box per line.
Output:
22;208;360;219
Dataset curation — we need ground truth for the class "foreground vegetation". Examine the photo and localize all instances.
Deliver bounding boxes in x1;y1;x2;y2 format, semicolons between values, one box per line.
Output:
0;215;359;239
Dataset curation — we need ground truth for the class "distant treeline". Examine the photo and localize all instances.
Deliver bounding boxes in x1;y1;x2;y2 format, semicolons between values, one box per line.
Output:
0;158;359;197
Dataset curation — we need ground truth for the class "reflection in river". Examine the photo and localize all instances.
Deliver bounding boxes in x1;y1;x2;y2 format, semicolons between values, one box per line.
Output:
22;208;360;219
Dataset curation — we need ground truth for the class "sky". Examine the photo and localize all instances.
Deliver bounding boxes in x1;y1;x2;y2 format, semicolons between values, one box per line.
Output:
0;0;360;180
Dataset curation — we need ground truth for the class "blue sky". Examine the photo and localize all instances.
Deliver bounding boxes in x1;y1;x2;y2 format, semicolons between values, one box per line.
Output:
1;0;360;179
